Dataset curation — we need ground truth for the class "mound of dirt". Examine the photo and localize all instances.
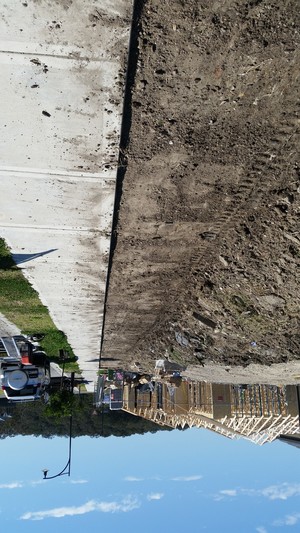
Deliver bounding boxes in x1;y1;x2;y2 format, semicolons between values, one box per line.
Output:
102;0;300;373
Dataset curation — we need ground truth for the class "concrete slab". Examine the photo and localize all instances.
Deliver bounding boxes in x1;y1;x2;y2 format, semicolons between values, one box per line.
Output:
184;361;300;386
0;0;133;391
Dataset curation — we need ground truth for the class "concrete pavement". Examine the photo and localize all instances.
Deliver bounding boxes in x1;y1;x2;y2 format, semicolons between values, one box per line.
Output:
0;0;133;391
184;361;300;386
0;314;20;337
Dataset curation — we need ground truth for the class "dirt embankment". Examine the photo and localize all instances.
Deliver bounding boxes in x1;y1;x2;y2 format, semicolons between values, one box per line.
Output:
102;0;300;374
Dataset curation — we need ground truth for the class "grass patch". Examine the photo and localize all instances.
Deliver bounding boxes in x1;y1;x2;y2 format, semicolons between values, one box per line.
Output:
0;238;79;370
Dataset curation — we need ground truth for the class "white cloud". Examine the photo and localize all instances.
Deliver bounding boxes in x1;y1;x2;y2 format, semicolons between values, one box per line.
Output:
214;482;300;502
30;480;46;487
70;479;88;485
0;482;23;489
20;496;140;521
213;490;237;502
147;493;164;501
273;513;300;527
285;515;300;526
171;475;202;482
256;527;268;533
124;476;143;482
261;483;300;501
286;515;300;526
219;490;237;497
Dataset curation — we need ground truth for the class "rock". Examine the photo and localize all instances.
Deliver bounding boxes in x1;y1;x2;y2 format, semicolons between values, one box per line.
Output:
175;331;189;347
258;294;286;311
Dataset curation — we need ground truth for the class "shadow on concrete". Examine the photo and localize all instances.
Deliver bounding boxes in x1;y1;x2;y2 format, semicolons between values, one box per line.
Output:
99;0;145;363
13;249;57;265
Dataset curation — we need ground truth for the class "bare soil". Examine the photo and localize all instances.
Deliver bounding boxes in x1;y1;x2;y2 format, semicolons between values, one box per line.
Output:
102;0;300;374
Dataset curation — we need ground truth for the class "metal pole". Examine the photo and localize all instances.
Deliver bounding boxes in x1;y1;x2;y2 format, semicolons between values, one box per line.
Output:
43;372;75;480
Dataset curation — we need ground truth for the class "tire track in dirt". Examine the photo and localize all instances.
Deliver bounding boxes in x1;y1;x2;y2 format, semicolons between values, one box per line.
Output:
190;112;299;270
102;0;300;371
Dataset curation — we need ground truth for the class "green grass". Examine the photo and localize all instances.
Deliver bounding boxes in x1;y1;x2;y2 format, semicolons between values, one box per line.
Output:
0;238;79;370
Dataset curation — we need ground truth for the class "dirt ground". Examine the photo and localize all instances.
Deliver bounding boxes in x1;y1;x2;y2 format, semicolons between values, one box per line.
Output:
101;0;300;376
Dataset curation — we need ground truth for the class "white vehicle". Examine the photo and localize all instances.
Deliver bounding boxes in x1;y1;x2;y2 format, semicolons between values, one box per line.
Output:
0;336;50;402
0;364;50;402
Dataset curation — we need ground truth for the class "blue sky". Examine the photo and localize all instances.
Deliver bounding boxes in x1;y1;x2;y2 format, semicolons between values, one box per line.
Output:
1;427;300;532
